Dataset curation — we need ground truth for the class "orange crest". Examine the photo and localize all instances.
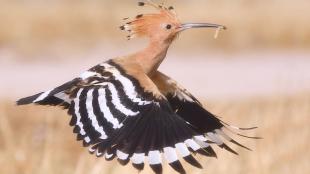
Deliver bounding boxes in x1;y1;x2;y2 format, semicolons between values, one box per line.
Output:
120;0;181;40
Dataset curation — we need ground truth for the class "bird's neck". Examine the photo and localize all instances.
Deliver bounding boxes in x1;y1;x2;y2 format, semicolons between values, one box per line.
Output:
130;40;171;75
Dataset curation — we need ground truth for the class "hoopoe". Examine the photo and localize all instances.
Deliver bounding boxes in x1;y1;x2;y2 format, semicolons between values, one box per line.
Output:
17;1;258;174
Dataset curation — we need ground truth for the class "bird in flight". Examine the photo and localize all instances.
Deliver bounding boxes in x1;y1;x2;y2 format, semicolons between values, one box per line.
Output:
17;1;258;174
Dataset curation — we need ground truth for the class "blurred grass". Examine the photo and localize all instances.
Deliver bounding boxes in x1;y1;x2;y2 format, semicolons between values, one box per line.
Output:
1;93;309;174
0;0;310;59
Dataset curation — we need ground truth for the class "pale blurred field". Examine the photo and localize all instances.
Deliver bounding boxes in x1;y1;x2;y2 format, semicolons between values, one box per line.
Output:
1;93;310;174
1;0;310;174
0;0;310;60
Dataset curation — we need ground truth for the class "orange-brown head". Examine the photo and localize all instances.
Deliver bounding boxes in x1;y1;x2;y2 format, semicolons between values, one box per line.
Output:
120;0;226;43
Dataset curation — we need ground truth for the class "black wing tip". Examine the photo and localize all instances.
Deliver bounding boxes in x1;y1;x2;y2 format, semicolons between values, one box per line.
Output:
16;93;42;105
82;140;91;147
230;139;252;151
183;155;203;169
16;99;25;105
74;126;81;134
17;94;70;109
150;164;163;174
132;163;144;171
75;133;91;147
16;99;31;105
219;144;239;155
169;161;186;174
197;146;217;158
117;158;130;166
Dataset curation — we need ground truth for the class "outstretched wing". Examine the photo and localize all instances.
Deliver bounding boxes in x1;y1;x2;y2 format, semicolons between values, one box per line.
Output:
17;60;219;174
151;71;257;155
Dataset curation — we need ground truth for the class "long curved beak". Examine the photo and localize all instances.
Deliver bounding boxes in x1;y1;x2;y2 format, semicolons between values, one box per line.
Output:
179;23;227;31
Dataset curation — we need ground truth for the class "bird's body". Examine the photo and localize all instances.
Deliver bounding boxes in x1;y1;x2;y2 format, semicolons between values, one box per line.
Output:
17;1;257;174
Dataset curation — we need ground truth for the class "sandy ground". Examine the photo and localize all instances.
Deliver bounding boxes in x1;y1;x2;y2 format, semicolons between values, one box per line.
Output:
1;51;310;100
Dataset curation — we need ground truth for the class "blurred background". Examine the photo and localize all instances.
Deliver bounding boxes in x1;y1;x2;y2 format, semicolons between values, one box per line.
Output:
0;0;309;174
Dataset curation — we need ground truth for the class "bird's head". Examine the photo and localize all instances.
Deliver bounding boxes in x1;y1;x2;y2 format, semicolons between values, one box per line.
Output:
120;0;226;43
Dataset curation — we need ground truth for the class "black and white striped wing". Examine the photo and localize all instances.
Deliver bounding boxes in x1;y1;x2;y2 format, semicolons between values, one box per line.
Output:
166;88;251;155
17;60;215;174
152;71;258;157
77;62;212;174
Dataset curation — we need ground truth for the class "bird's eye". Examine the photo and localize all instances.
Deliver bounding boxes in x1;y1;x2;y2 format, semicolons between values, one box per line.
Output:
166;24;172;30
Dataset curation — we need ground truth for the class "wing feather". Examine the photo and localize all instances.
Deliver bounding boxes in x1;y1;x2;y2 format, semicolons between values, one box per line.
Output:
151;71;255;157
18;60;243;174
